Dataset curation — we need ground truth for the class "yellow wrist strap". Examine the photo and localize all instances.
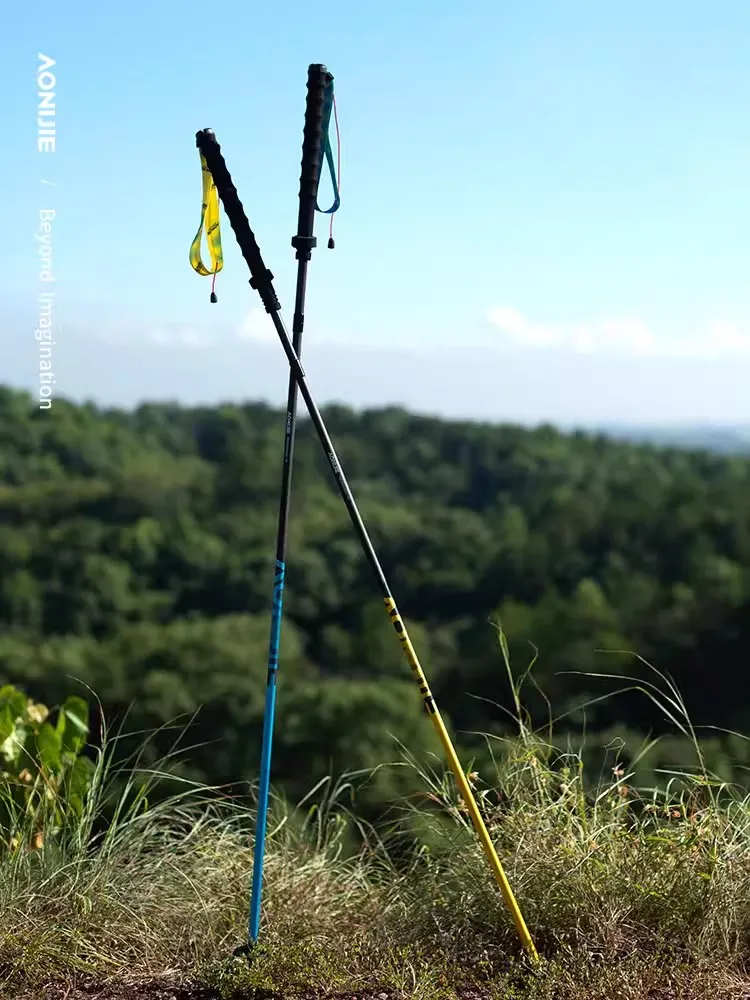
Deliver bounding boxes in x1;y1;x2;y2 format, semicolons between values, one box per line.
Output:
189;152;223;300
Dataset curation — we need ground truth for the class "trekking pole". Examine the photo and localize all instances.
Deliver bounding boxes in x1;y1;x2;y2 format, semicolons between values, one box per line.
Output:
194;128;539;963
247;63;339;947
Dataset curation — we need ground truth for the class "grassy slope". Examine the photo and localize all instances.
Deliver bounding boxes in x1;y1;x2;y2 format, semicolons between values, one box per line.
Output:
3;680;750;1000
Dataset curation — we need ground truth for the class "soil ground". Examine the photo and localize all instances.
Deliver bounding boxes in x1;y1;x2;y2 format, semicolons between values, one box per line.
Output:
33;987;402;1000
29;982;750;1000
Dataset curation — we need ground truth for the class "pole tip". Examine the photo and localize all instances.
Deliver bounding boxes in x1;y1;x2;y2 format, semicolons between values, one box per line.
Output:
232;943;254;963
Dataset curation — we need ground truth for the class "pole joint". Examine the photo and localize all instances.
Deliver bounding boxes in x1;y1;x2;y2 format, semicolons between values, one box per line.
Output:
291;234;317;262
248;270;281;314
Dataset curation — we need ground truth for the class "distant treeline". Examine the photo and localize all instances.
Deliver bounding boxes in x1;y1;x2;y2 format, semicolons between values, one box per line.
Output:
1;386;749;807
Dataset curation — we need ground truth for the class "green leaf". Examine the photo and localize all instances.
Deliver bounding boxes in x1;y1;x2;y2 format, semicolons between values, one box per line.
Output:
35;723;63;774
1;716;29;768
0;686;27;722
0;705;16;748
65;755;95;815
57;696;89;757
498;628;511;666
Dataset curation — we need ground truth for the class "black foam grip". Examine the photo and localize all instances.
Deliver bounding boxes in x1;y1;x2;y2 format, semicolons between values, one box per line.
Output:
195;129;281;315
295;64;333;247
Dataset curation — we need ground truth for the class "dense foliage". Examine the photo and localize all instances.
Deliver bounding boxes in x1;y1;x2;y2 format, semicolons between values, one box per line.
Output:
0;683;92;851
1;386;749;805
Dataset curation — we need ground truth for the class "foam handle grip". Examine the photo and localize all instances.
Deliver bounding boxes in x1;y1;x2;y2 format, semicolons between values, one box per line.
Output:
195;129;281;315
296;64;333;245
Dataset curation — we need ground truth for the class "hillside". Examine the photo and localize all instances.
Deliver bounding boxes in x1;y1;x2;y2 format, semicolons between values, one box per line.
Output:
1;386;750;804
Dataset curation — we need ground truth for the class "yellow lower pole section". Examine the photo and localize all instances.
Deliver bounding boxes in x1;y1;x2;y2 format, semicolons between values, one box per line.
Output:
384;597;539;961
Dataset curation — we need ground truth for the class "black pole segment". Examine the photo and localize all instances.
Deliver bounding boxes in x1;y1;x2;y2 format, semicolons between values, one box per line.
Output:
277;64;331;589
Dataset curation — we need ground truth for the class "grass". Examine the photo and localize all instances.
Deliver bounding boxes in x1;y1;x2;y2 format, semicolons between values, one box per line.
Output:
2;655;750;999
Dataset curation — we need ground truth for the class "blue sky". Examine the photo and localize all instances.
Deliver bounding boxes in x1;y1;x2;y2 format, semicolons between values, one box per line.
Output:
3;0;750;424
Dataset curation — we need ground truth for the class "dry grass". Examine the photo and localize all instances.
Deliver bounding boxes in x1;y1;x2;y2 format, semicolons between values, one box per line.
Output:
2;661;750;999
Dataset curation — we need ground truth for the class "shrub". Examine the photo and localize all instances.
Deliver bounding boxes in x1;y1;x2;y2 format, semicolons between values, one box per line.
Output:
0;684;94;853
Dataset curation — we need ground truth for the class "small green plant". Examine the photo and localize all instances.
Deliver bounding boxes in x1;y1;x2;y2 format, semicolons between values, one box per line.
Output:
0;684;94;853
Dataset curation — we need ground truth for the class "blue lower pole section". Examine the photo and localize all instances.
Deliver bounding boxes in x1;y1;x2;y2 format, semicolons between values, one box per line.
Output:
248;559;286;942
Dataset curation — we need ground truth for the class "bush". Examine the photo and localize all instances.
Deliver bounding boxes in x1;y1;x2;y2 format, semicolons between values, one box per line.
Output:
0;684;94;853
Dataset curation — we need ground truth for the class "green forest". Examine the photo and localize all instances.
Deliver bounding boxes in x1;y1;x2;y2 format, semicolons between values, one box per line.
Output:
2;385;749;811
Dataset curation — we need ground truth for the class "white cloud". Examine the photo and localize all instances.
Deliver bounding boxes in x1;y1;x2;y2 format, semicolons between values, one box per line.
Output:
487;307;750;359
237;307;277;343
147;325;210;349
234;307;432;354
487;306;565;349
